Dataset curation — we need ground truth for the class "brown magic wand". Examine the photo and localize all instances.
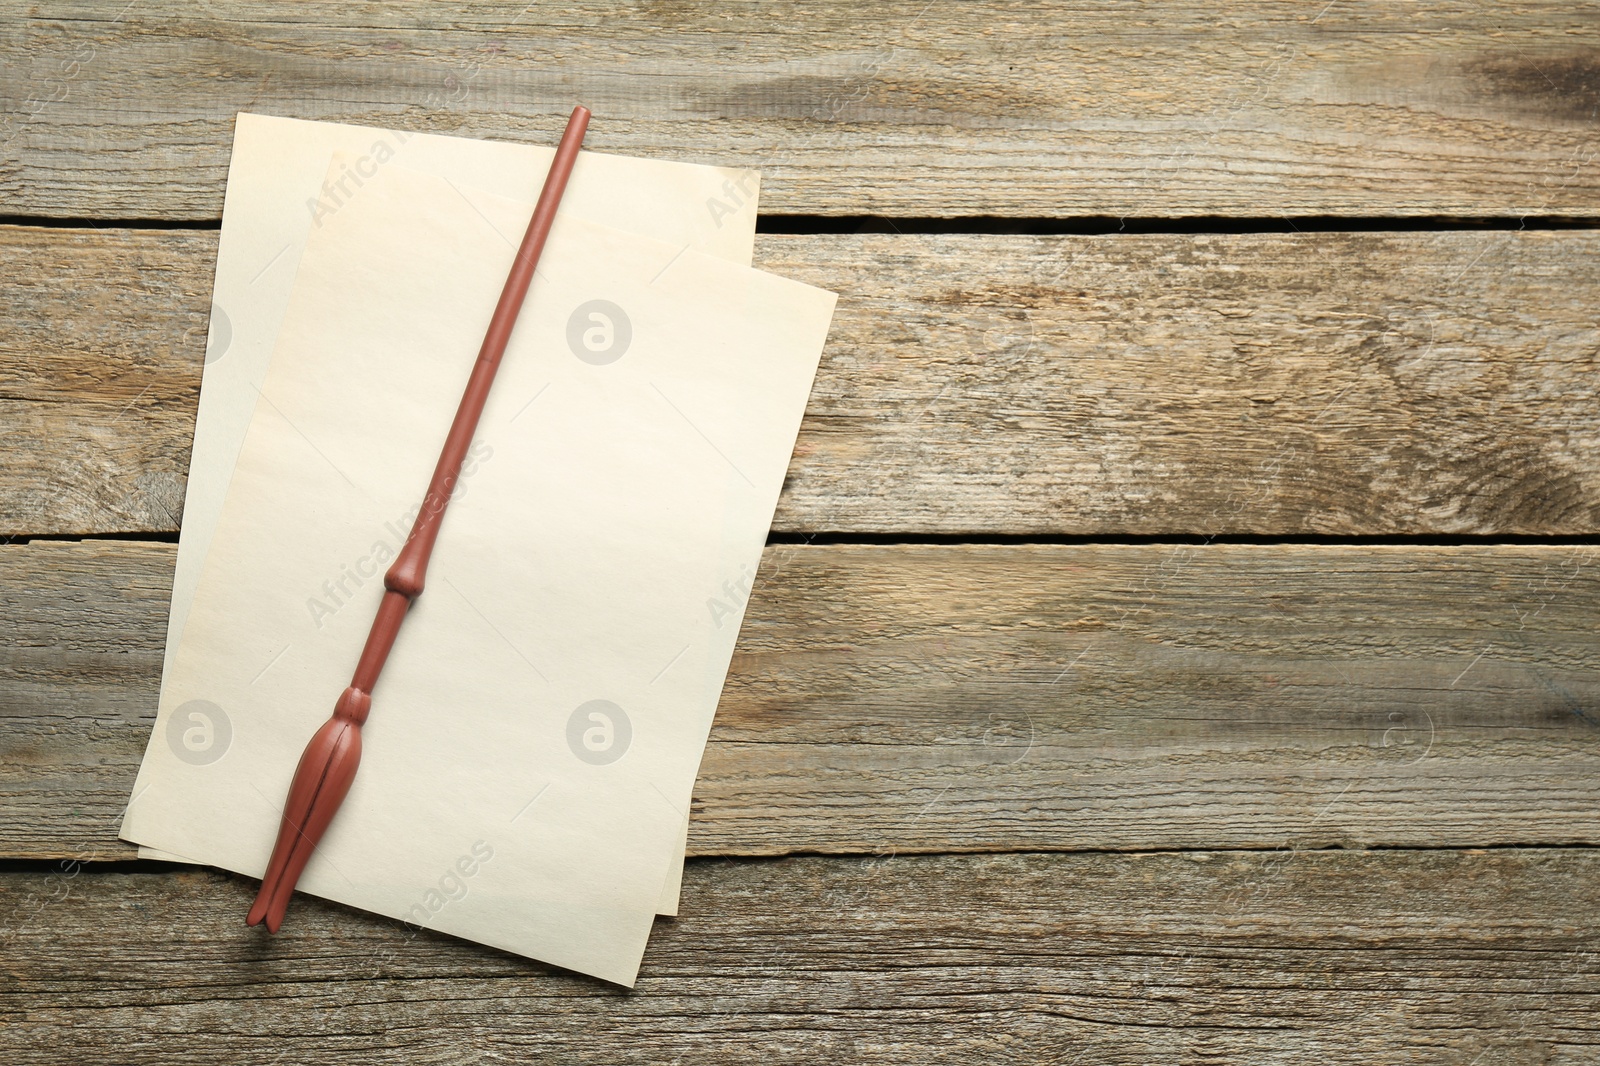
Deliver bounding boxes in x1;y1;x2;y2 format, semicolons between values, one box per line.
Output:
247;105;592;932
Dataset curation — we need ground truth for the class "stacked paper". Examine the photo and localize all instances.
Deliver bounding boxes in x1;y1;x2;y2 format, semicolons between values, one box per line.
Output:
120;114;837;985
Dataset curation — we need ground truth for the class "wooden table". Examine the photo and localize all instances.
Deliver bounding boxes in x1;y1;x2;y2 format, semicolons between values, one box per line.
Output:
4;3;1599;1061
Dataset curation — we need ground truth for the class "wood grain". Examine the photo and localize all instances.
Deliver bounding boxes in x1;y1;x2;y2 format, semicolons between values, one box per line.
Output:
6;225;1600;537
0;226;198;535
5;539;1598;862
1;2;1597;220
6;1;1598;1051
2;849;1597;1063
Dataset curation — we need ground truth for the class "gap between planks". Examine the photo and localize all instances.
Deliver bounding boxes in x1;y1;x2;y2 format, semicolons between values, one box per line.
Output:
4;538;1598;862
2;849;1598;1063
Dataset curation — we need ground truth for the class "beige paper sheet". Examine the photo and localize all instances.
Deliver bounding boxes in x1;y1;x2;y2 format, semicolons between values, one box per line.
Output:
122;161;833;985
148;113;762;915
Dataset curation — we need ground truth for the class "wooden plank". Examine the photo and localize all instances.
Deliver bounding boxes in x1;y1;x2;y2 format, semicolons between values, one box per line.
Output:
2;849;1597;1062
6;225;1600;538
0;227;198;536
6;539;1599;862
2;2;1597;220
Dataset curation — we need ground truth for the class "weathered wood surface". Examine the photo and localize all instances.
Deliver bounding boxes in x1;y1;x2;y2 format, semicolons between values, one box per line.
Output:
2;849;1597;1063
0;226;199;535
7;225;1600;538
5;1;1598;1055
2;2;1598;220
6;538;1598;862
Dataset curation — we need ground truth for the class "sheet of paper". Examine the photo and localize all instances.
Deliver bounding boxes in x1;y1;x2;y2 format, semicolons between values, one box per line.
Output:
171;111;759;679
122;160;834;985
147;113;762;913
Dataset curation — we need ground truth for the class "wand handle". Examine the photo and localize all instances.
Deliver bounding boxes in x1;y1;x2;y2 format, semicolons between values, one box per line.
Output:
247;105;592;933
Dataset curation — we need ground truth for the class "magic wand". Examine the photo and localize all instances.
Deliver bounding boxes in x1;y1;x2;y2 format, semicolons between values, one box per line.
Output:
247;104;592;932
